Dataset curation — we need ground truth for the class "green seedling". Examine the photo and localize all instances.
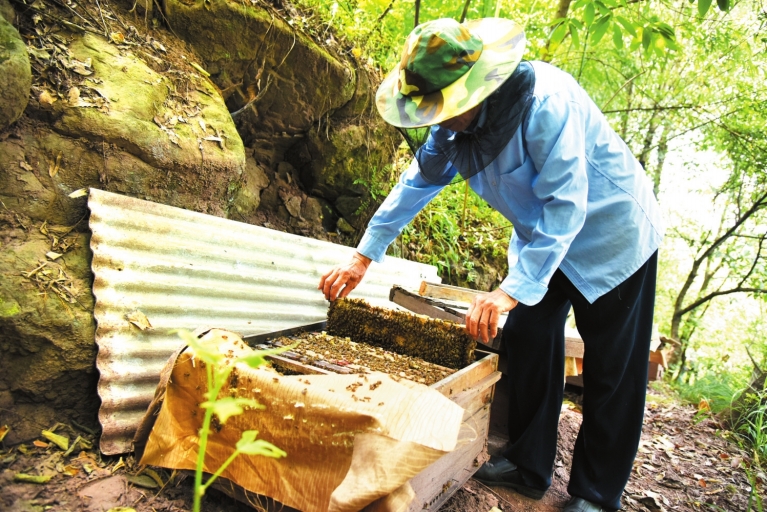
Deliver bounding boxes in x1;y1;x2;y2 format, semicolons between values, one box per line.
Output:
175;330;293;512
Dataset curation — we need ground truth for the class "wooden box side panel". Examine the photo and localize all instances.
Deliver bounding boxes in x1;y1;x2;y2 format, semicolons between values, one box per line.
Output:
407;405;491;511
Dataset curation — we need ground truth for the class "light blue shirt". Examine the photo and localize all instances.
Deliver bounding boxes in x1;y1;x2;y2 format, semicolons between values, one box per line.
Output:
357;61;664;305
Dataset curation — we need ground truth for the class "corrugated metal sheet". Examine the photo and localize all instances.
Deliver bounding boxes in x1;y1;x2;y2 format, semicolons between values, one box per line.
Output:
88;188;440;455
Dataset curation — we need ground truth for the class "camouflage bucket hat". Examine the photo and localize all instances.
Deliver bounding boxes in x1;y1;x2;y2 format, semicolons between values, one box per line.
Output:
376;18;527;128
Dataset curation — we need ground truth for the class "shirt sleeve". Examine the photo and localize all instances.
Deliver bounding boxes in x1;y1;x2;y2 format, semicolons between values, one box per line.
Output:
357;153;455;263
499;93;589;305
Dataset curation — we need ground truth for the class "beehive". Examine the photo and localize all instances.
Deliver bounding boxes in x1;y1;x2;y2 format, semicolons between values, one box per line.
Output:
326;298;476;370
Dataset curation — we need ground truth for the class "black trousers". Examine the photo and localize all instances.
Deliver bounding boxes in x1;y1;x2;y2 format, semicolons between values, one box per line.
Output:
501;252;658;510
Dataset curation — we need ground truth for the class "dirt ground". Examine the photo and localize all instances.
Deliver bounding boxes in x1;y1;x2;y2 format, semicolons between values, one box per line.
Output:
1;387;762;512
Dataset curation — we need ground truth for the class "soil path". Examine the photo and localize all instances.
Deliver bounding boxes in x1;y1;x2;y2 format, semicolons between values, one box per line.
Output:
0;389;759;511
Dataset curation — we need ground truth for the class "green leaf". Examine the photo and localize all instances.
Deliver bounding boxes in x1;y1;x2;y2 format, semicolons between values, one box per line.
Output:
569;18;585;30
642;27;652;51
655;22;676;40
612;24;624;49
615;16;636;37
550;22;569;45
570;23;581;50
594;1;611;15
202;397;263;424
175;329;224;365
236;431;287;458
237;343;296;369
698;0;713;16
572;0;591;9
716;0;729;11
590;15;612;45
584;3;595;26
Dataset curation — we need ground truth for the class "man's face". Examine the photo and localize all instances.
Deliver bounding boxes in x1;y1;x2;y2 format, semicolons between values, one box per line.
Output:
437;103;481;132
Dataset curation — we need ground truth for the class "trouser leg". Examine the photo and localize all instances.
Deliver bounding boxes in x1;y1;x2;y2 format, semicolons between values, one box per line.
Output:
501;283;571;491
566;252;659;510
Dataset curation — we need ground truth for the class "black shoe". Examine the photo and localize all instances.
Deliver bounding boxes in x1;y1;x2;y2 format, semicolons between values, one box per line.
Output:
472;455;546;500
564;497;607;512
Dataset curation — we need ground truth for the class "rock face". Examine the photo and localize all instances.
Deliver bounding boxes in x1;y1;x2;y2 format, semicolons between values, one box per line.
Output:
0;2;31;130
0;0;397;444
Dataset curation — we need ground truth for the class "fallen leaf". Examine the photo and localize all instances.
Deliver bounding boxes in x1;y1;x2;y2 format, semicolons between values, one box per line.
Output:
19;160;34;171
33;440;49;448
126;310;152;330
39;90;57;108
27;46;51;60
731;456;742;468
140;467;164;488
199;119;207;133
698;478;707;487
41;430;69;451
62;465;79;477
106;508;137;512
150;40;166;52
68;188;88;198
48;153;62;177
190;62;210;77
14;473;52;484
67;87;80;105
46;252;63;261
126;474;159;489
0;425;9;443
109;32;125;44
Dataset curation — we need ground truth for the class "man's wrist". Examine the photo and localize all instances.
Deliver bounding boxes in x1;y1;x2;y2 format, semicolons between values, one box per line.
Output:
352;252;372;268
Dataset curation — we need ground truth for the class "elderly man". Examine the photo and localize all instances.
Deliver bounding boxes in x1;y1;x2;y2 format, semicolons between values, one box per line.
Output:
319;17;663;512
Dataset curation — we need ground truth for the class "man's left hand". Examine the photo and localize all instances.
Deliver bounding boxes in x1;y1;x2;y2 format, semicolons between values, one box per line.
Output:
465;288;518;344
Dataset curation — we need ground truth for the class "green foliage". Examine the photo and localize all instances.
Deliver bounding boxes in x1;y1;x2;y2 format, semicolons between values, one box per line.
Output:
175;330;290;512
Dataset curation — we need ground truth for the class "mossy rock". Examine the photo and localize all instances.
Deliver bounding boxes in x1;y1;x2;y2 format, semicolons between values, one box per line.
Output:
164;0;356;147
0;7;31;130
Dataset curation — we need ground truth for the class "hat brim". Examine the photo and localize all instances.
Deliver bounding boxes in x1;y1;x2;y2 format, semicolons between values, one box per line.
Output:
376;18;526;129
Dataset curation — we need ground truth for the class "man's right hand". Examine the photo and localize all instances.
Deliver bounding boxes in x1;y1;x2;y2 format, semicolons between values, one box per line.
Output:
318;253;371;301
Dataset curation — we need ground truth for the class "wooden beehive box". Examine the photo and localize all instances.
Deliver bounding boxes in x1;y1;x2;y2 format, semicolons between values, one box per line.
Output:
244;301;500;511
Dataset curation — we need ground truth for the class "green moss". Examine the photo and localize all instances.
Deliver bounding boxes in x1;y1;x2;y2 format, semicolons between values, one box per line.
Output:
0;295;21;317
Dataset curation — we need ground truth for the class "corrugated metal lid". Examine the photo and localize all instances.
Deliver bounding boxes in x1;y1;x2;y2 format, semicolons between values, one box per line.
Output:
88;188;439;454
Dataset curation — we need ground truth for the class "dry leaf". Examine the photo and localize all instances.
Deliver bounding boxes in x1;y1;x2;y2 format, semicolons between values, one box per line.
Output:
126;474;159;489
68;188;88;198
140;467;164;488
126;310;152;330
46;252;63;260
67;87;80;104
198;119;207;133
0;425;9;443
33;440;48;448
41;430;69;451
109;32;125;44
150;40;166;52
19;160;34;171
27;46;51;60
190;62;210;77
14;473;52;484
39;90;57;107
48;153;62;177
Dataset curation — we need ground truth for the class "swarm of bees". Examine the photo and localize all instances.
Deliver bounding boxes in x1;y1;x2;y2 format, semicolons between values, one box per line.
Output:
326;298;476;370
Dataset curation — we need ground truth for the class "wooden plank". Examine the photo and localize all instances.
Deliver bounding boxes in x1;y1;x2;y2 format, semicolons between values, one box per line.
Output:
420;281;481;303
408;406;491;511
450;371;502;413
431;353;498;398
266;355;331;375
389;287;466;324
649;349;669;367
566;338;585;358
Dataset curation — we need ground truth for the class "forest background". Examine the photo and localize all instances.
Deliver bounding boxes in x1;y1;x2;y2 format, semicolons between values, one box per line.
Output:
291;0;767;473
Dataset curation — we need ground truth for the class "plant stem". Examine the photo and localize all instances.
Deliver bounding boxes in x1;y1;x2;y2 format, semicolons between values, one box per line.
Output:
201;449;241;492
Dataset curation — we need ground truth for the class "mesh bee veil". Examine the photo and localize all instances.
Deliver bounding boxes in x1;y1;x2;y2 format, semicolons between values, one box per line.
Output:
399;62;536;186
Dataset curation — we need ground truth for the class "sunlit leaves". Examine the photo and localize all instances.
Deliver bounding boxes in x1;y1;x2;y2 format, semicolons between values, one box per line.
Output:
201;397;263;424
236;430;287;458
